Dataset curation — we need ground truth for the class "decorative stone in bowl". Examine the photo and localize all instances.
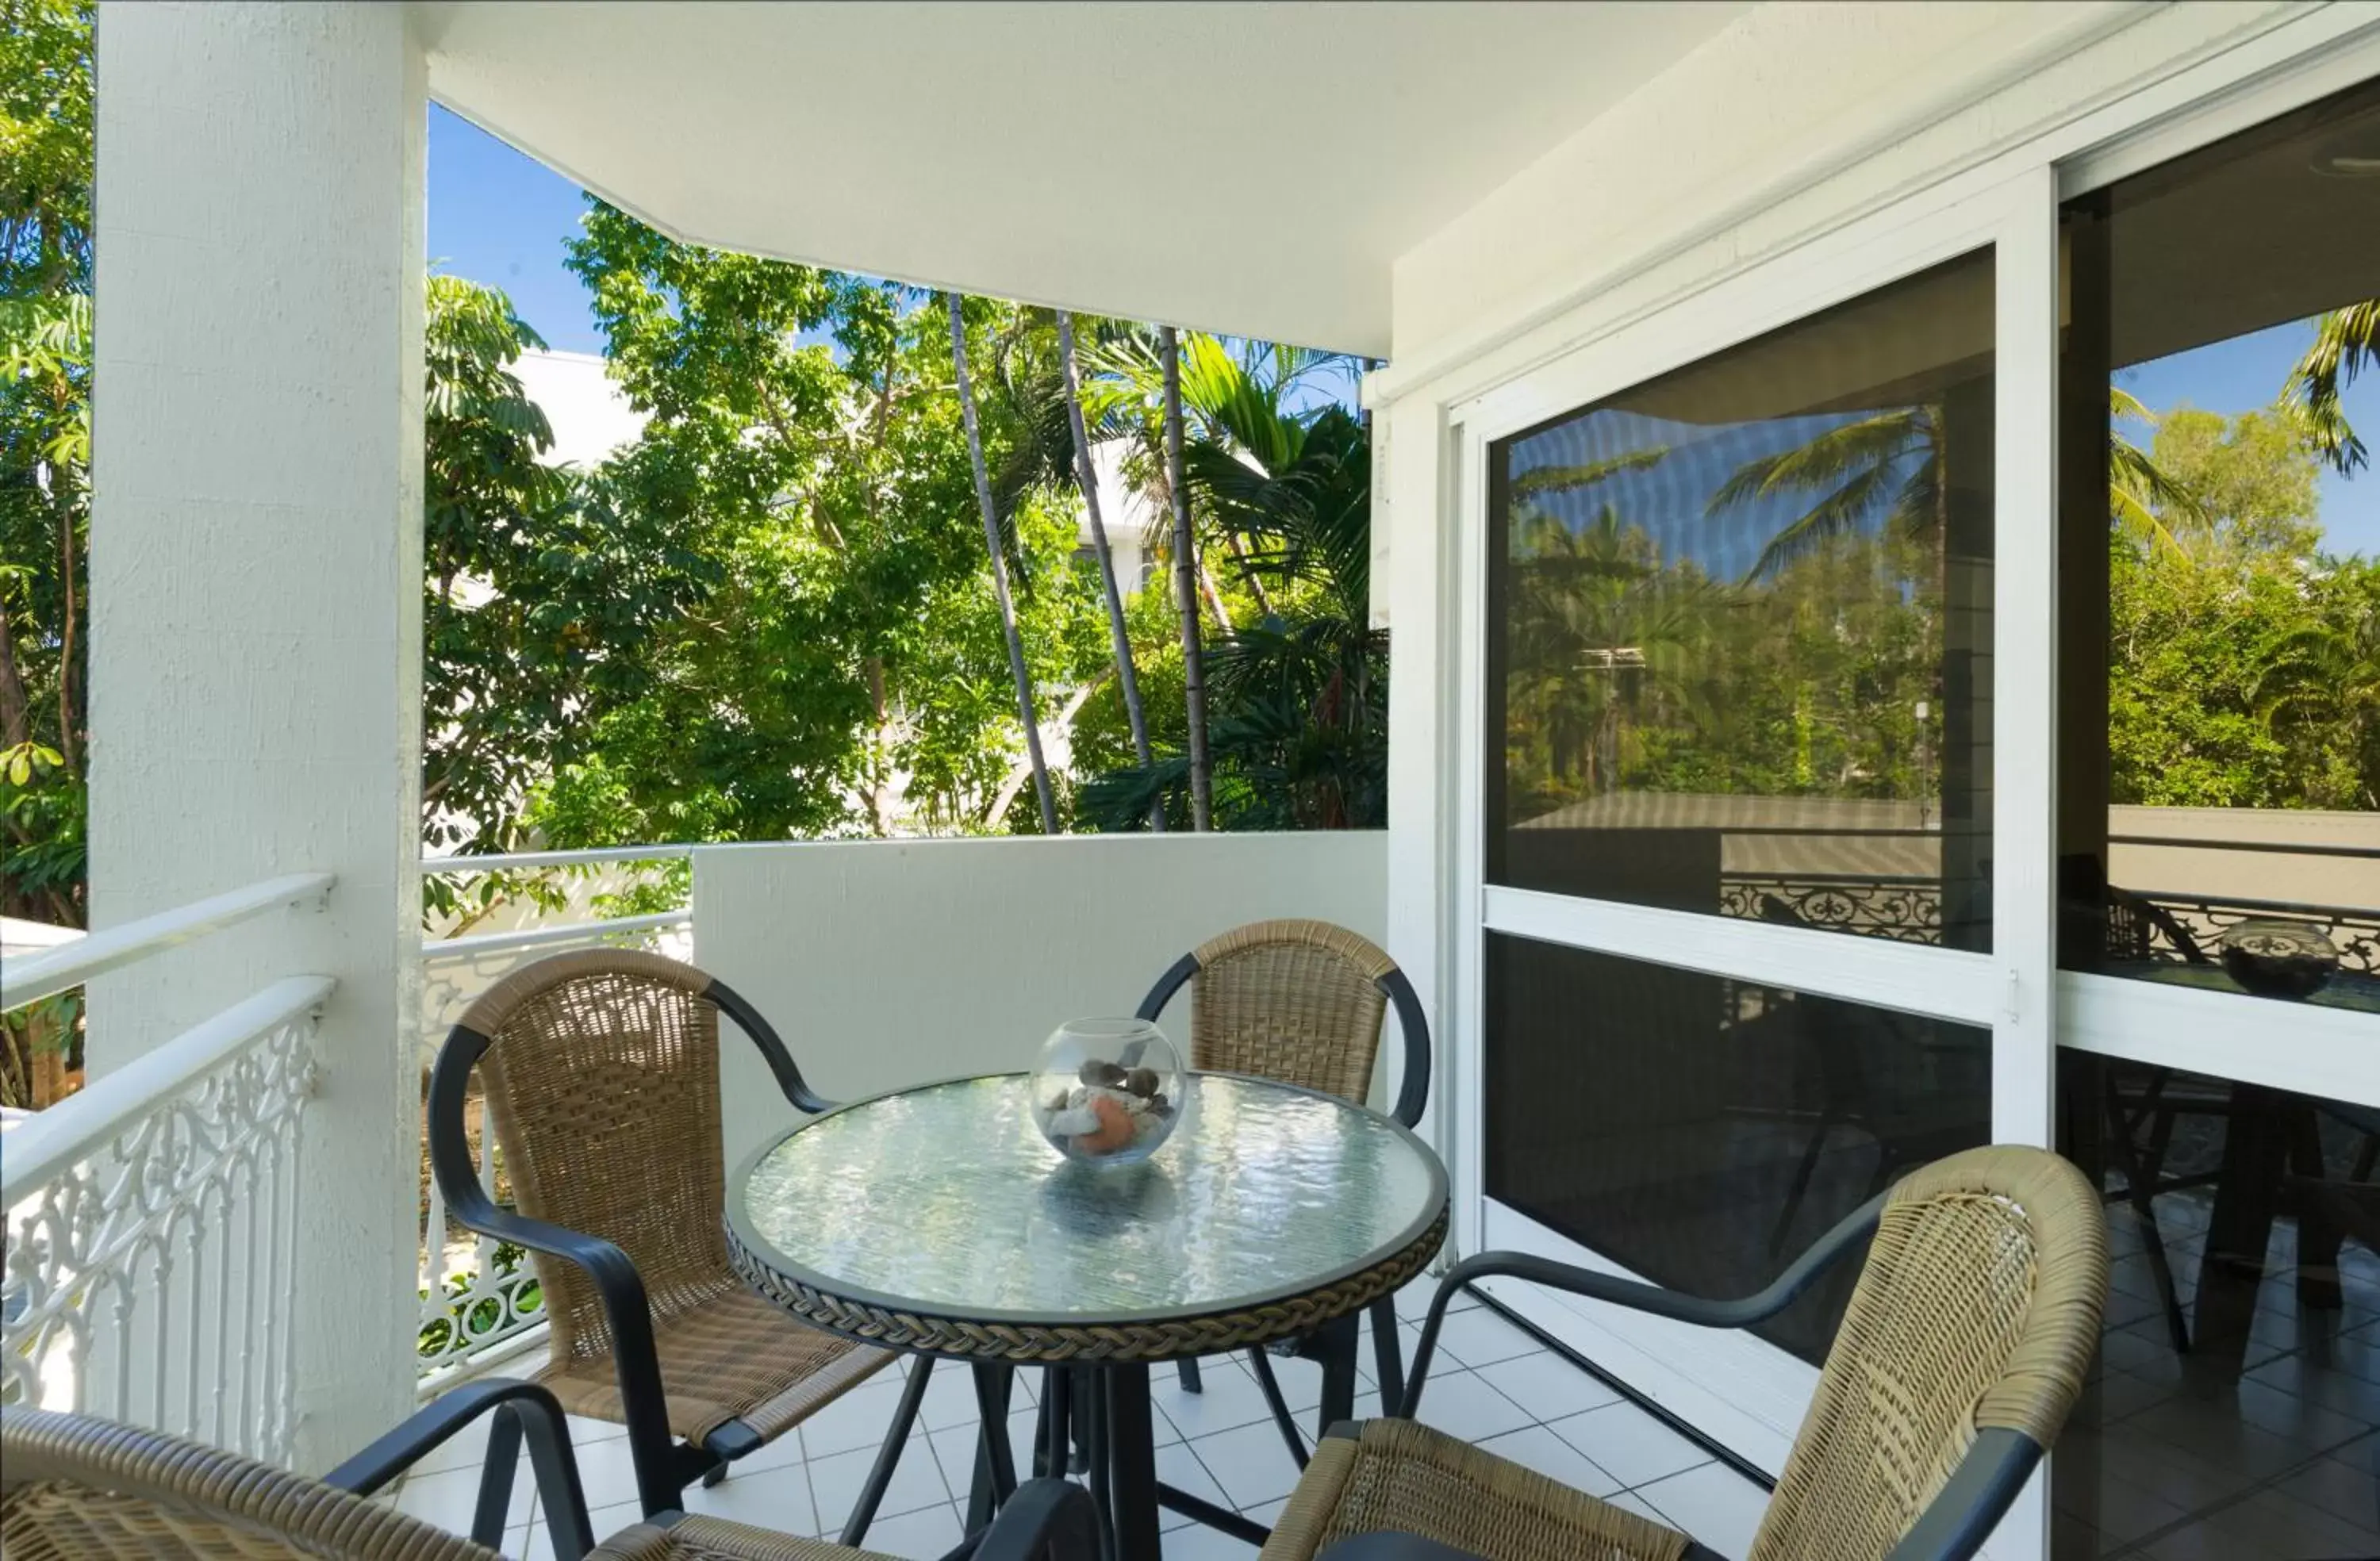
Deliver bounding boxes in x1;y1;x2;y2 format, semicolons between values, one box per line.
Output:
1031;1018;1184;1168
2218;918;2340;999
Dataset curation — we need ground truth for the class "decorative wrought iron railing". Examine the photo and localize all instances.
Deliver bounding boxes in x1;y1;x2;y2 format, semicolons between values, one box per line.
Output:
1718;869;2378;976
2126;890;2378;976
2;879;332;1469
413;847;691;1387
1718;873;1945;945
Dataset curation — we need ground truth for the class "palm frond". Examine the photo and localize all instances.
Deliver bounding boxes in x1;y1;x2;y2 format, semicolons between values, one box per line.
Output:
1511;447;1668;501
2282;299;2378;477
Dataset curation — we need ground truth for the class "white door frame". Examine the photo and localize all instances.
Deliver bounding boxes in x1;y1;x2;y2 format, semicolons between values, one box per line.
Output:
1411;21;2380;1559
1444;165;2050;1476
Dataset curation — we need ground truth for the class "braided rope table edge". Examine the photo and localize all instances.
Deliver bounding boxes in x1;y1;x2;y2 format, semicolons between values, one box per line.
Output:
726;1205;1449;1364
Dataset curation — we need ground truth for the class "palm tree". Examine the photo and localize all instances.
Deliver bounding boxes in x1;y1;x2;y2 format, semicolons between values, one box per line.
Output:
1505;505;1722;798
1055;310;1157;829
2108;388;2202;560
946;291;1056;834
1159;325;1213;830
1711;387;2196;580
2283;300;2378;476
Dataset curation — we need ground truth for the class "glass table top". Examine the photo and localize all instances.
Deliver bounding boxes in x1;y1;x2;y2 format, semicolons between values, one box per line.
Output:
730;1073;1446;1324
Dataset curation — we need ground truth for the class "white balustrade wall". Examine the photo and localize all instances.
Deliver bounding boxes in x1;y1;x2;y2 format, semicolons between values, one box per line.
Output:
692;832;1393;1170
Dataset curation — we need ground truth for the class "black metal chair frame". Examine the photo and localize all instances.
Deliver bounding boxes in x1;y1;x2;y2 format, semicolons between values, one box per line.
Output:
1136;943;1432;1466
1357;1191;2054;1561
325;1377;1095;1561
428;971;927;1525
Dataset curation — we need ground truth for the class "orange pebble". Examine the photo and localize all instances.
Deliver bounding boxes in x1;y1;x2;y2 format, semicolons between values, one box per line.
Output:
1075;1094;1138;1154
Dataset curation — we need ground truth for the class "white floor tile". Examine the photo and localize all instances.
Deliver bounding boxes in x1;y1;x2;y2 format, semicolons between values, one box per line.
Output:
1429;1309;1545;1368
1394;1277;1480;1323
1157;1440;1234;1532
1242;1498;1289;1528
395;1460;537;1531
1160;1519;1263;1560
1401;1321;1466;1372
1472;1352;1620;1423
919;1363;1008;1433
808;1436;953;1530
680;1462;818;1538
1545;1402;1712;1490
1243;1348;1376;1419
1633;1463;1771;1559
1604;1490;1674;1528
565;1414;630;1446
409;1414;496;1476
562;1431;650;1513
1187;1419;1308;1509
1154;1359;1280;1440
1470;1425;1625;1498
1409;1370;1533;1443
859;1502;967;1561
925;1406;1042;1498
800;1375;914;1460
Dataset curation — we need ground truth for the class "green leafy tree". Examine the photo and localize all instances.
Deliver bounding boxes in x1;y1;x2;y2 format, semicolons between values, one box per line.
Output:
2148;405;2321;556
546;205;1104;848
1;0;92;930
1078;343;1387;830
420;275;714;861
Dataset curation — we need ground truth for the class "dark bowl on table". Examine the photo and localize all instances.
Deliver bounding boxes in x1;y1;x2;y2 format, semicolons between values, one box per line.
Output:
2218;919;2340;999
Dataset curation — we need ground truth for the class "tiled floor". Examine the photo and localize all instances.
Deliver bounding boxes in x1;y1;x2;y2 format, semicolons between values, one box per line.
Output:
2056;1190;2380;1559
393;1281;1774;1559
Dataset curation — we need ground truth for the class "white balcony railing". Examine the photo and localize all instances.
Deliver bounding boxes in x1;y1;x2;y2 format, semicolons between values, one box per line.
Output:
1;879;332;1467
415;847;691;1386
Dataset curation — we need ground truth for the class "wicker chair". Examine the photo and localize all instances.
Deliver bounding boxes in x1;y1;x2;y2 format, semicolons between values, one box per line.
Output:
1;1385;1097;1561
428;949;911;1528
1136;919;1431;1445
1265;1146;2108;1561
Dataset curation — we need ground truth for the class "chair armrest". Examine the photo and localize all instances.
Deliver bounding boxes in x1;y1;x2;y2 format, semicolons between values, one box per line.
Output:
1137;952;1200;1023
973;1476;1106;1561
705;976;835;1114
1883;1427;2042;1561
1379;968;1430;1130
324;1379;597;1561
1403;1190;1887;1416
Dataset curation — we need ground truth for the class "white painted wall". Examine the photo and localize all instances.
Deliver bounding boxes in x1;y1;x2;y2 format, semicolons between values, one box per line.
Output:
691;833;1393;1169
1375;2;2305;397
90;1;426;1468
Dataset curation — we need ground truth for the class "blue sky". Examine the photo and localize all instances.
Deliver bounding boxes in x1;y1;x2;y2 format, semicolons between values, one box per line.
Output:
436;103;2370;556
2119;322;2378;556
429;105;607;353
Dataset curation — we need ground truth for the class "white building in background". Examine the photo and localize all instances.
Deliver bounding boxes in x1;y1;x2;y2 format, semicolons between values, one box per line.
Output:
511;348;647;469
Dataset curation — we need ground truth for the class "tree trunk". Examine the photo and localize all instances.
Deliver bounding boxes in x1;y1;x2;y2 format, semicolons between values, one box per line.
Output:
1057;311;1161;832
948;293;1058;834
1161;326;1213;830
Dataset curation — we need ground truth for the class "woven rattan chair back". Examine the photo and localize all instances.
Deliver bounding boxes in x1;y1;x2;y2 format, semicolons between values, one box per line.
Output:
1746;1146;2108;1561
1;1409;496;1561
1183;920;1395;1105
458;949;738;1372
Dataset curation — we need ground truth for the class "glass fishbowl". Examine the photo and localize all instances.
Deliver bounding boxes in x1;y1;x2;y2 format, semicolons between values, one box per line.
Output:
1030;1018;1186;1168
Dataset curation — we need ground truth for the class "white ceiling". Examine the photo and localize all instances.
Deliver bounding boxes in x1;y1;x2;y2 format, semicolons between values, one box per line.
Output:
409;2;1748;356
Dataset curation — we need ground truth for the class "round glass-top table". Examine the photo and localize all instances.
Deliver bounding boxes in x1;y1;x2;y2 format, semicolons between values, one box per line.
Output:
726;1072;1448;1555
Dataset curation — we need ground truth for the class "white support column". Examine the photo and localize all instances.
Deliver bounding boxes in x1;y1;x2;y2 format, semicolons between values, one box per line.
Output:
91;2;425;1468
